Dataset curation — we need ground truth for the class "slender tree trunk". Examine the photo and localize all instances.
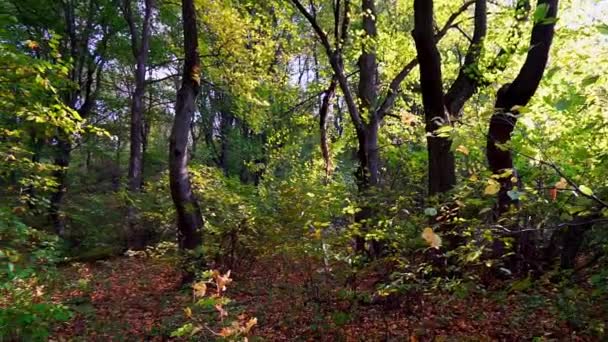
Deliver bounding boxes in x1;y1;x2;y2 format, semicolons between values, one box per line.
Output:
169;0;204;251
125;0;153;194
319;78;336;179
219;109;233;175
122;0;154;248
49;0;109;235
486;0;558;213
49;139;70;236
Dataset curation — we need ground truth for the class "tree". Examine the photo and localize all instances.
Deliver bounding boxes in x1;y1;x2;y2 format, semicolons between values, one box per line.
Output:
486;0;558;213
289;0;473;253
412;0;487;195
169;0;204;250
5;0;118;234
121;0;155;247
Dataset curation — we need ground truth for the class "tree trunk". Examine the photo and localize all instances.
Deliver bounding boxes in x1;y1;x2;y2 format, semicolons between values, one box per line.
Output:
319;78;336;180
169;0;204;251
49;138;70;236
122;0;154;248
219;109;233;175
48;0;109;236
486;0;558;213
412;0;455;195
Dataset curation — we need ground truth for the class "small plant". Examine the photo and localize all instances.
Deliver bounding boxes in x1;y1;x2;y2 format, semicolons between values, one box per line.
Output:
172;269;257;340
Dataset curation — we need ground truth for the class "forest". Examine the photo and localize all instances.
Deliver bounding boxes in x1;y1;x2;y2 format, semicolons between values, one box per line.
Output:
1;0;608;340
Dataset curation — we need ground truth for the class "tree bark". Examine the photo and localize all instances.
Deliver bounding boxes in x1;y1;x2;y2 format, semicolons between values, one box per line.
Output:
219;109;234;175
412;0;455;195
169;0;204;251
486;0;558;213
49;0;110;234
444;0;487;116
413;0;487;195
122;0;154;248
124;0;154;193
319;78;336;179
49;138;70;236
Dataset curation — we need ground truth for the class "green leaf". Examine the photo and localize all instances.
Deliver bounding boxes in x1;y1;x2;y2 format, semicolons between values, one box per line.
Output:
424;207;438;216
578;185;594;196
171;323;194;337
507;190;522;201
581;75;600;87
533;4;549;23
597;24;608;35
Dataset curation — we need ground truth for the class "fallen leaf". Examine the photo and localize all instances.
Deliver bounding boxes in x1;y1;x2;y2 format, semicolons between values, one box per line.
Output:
422;227;442;249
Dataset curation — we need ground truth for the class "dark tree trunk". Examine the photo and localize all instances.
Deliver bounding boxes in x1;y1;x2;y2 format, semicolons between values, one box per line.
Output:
560;216;595;269
48;0;110;235
486;0;558;213
49;139;71;236
413;0;487;195
412;0;455;195
169;0;204;251
219;109;234;175
444;0;487;116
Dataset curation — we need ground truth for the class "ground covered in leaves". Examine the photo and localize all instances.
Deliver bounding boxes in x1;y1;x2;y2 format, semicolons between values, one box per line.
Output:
50;255;596;341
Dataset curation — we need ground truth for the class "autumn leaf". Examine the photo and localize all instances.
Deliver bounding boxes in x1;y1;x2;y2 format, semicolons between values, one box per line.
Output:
549;188;557;201
184;307;192;318
421;227;441;249
192;281;207;298
25;40;39;49
219;322;240;337
213;270;232;293
456;145;469;155
484;179;501;195
555;177;568;190
242;317;257;334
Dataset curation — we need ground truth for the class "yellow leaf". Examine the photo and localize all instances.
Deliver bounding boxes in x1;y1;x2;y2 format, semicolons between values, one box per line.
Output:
484;179;501;195
401;112;417;125
421;227;442;249
242;317;257;334
25;40;39;49
192;281;207;298
456;145;469;155
213;270;232;293
184;307;192;318
555;177;568;190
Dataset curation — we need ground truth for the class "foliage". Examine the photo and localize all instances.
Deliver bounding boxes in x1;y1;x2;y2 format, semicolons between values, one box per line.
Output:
0;208;71;340
1;0;608;339
172;269;257;340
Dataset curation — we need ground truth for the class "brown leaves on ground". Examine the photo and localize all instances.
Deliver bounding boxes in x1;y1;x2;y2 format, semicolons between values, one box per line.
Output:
51;255;595;341
52;258;187;340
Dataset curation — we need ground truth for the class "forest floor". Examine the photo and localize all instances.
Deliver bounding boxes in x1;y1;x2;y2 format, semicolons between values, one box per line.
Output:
50;255;592;341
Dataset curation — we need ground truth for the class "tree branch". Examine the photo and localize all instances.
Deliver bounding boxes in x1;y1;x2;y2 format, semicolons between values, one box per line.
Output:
377;0;475;119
